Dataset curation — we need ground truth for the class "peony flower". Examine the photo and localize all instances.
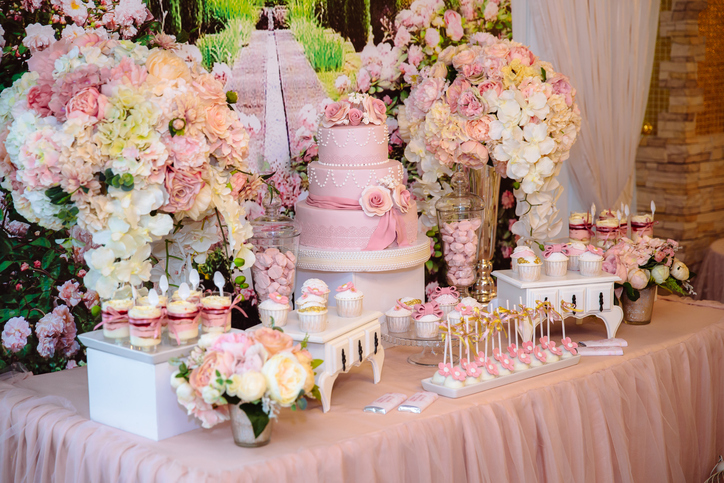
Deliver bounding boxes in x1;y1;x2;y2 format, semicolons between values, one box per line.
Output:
348;108;363;126
424;28;440;48
627;269;650;290
57;280;82;307
262;352;308;406
670;259;689;281
322;101;350;128
235;370;267;401
163;168;205;213
27;84;53;117
456;140;489;168
23;24;57;53
2;317;31;353
189;351;233;395
651;265;670;285
145;49;191;82
356;68;371;92
254;327;293;356
444;10;464;41
359;185;393;217
458;89;486;119
67;87;106;120
392;184;412;213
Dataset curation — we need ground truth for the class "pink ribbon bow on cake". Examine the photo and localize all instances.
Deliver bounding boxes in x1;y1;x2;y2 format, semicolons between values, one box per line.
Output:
413;301;443;320
434;286;459;298
544;244;570;257
586;245;604;256
336;282;356;292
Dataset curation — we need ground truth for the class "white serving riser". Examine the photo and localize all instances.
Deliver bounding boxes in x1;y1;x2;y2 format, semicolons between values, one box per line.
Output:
251;310;384;413
493;269;623;341
79;331;206;441
421;355;581;398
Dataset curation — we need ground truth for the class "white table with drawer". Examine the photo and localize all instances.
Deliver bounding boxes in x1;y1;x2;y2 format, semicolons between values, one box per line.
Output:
493;270;623;342
254;310;384;413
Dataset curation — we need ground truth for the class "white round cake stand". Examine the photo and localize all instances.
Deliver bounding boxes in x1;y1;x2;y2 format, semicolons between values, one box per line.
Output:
382;325;458;367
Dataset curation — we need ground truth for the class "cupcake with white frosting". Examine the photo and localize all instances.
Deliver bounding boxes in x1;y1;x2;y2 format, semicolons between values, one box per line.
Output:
386;300;413;333
301;278;330;302
579;246;604;277
259;292;291;327
334;282;364;317
432;287;460;317
566;241;587;271
516;255;542;282
510;245;536;273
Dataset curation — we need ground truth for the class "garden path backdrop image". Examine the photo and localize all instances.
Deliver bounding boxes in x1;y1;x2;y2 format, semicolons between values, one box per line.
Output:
0;0;514;374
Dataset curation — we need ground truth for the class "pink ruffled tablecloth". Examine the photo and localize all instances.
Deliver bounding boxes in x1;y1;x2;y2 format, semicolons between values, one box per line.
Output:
2;297;724;483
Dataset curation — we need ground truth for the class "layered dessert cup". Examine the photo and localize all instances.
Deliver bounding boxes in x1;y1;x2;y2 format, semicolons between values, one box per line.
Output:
128;305;163;351
166;300;200;345
200;295;232;333
101;299;133;344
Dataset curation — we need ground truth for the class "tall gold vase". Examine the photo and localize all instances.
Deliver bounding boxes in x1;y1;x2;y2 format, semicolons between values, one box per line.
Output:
467;165;501;304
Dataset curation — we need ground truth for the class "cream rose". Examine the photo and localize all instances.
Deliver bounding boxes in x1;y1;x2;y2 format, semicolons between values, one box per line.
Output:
651;265;670;285
204;104;231;141
146;50;191;82
293;348;315;393
236;370;267;401
392;184;412;214
254;327;293;356
359;185;393;217
430;62;448;79
363;96;386;125
627;268;650;290
262;352;308;406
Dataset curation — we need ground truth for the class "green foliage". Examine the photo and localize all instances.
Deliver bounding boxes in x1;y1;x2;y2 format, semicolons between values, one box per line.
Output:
238;402;270;438
196;18;254;70
290;18;345;72
344;0;370;51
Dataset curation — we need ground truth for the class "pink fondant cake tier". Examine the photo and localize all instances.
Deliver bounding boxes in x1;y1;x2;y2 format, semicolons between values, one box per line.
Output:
316;124;389;166
295;199;419;250
307;160;404;199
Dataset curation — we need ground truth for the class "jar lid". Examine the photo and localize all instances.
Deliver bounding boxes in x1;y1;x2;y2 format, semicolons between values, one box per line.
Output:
434;170;484;213
250;192;301;240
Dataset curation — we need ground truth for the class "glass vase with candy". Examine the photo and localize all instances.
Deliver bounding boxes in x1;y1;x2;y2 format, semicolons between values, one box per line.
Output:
250;193;301;306
435;169;485;297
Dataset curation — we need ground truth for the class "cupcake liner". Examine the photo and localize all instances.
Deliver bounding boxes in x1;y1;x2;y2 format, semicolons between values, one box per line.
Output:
511;258;519;273
298;311;328;333
579;260;602;277
259;306;290;328
438;302;458;318
335;296;364;318
518;264;542;282
544;259;568;277
568;255;581;271
415;319;440;338
386;314;411;333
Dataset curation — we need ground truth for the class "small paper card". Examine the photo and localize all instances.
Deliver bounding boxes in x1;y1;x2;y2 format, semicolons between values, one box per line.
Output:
577;346;624;356
578;338;628;347
398;391;438;413
364;393;407;414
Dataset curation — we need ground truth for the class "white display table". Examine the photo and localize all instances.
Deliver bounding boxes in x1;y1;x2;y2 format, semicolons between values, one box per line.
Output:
252;310;384;413
493;269;623;341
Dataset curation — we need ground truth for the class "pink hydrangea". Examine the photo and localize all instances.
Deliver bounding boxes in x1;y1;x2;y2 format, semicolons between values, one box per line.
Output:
2;317;32;353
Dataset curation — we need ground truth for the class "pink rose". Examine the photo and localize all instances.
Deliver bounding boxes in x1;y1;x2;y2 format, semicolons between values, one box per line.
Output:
485;42;510;59
392;184;412;213
67;87;106;120
363;96;387;125
508;46;536;66
452;50;476;70
359;185;393;217
457;89;486;119
484;2;499;22
2;317;31;353
356;68;371;92
408;45;424;67
229;172;248;198
424;28;440;48
465;117;492;142
322;101;351;128
394;26;411;48
548;73;575;106
163;168;205;213
478;79;504;96
211;332;255;361
57;280;82;307
348;108;363;126
483;55;506;80
446;77;471;114
254;327;293;356
501;190;515;209
456;141;488;168
27;84;53;117
189;351;234;394
444;10;464;42
462;61;486;83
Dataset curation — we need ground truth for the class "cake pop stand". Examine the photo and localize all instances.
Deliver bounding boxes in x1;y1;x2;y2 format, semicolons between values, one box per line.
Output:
381;325;458;367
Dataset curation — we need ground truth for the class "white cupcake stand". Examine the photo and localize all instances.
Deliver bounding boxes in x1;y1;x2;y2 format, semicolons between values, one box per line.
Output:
493;269;624;341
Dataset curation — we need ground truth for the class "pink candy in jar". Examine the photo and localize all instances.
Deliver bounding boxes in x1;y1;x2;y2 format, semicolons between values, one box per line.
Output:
252;248;297;302
440;218;481;287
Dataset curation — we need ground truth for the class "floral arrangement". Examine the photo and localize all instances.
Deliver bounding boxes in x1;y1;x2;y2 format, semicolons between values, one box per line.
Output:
171;329;321;435
602;236;695;300
399;38;582;244
322;92;387;127
0;29;261;299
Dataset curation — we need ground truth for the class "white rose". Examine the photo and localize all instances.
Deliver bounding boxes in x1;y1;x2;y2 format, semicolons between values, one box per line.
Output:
670;259;690;281
651;265;670;285
262;352;308;407
170;371;184;389
202;386;222;405
237;371;267;402
176;382;195;403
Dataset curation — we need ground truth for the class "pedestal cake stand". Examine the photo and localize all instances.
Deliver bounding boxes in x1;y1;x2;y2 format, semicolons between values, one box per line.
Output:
381;325;458;367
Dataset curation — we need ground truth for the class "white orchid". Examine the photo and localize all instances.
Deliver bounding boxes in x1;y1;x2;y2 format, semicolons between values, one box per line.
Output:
520;91;550;125
522;123;555;164
495;90;523;128
520;156;555;194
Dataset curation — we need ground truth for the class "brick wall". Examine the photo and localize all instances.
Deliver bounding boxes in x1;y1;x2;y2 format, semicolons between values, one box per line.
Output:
636;0;724;270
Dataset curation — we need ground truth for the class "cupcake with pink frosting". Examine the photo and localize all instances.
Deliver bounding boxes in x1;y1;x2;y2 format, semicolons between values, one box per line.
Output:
431;286;460;317
510;245;536;273
566;241;587;271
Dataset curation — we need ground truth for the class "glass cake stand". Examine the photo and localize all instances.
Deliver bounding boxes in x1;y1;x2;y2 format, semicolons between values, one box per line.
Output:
382;324;458;367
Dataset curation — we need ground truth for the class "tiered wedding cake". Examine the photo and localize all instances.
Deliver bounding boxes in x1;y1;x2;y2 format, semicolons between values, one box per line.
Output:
295;94;418;251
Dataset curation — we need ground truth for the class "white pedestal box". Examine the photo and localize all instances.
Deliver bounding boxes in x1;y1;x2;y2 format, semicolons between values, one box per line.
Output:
78;331;201;441
294;236;431;319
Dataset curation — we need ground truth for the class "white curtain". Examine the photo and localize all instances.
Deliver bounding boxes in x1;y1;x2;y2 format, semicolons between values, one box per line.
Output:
527;0;660;211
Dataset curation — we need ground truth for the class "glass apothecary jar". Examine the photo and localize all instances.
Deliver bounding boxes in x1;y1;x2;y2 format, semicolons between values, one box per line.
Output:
435;170;485;297
250;194;301;304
